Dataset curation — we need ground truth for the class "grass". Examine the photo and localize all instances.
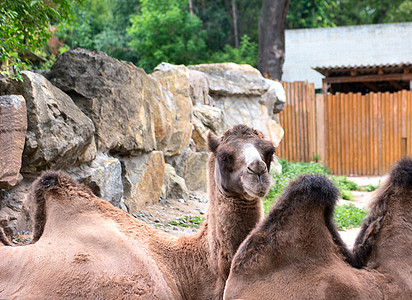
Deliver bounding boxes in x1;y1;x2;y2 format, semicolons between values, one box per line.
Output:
263;159;375;230
168;216;205;229
334;204;368;230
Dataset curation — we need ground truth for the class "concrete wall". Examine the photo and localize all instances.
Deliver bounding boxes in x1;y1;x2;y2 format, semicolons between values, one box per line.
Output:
282;22;412;89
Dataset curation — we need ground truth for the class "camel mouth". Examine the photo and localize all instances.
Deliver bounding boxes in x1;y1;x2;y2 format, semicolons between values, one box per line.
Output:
243;183;270;198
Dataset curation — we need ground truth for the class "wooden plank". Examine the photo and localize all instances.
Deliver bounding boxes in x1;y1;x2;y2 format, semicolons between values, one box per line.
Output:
366;93;371;174
358;93;364;175
342;93;348;175
324;72;412;84
316;94;325;162
351;93;358;175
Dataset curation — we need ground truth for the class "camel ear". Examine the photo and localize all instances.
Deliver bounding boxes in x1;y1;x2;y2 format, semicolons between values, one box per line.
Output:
207;131;219;153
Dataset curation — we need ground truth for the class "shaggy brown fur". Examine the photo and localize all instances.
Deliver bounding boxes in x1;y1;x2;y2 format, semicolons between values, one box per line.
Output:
0;124;275;299
353;156;412;299
224;174;387;300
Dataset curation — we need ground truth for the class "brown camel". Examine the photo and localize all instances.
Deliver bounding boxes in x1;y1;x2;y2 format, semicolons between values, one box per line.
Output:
0;124;276;299
353;156;412;299
224;174;389;300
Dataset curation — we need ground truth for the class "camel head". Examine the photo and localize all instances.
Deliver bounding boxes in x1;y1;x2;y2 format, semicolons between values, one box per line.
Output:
207;124;276;200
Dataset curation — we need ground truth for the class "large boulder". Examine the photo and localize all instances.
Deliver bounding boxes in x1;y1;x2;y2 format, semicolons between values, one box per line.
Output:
67;153;123;207
192;105;224;151
188;69;213;106
161;164;189;201
0;180;32;236
188;63;285;146
0;95;27;189
151;63;193;156
121;151;165;213
166;148;209;192
47;49;177;155
0;71;96;172
189;63;268;96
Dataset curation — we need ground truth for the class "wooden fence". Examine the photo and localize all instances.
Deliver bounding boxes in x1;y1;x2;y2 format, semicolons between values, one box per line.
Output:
278;82;412;176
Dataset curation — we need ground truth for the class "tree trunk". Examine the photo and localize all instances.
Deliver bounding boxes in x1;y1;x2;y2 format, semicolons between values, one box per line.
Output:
189;0;193;15
258;0;291;80
231;0;239;48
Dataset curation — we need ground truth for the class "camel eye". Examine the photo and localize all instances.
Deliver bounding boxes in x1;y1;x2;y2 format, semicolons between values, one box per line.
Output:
219;153;232;164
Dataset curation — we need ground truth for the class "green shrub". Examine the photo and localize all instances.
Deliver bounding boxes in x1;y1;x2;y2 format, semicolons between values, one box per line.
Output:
128;0;207;72
334;204;368;230
360;183;380;192
208;35;258;67
263;159;330;213
331;176;358;191
341;190;354;201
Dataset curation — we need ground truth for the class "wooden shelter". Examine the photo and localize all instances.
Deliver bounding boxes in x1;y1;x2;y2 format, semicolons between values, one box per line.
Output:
314;63;412;94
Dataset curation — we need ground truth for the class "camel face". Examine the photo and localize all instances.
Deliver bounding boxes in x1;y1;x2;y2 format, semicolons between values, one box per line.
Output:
208;125;276;200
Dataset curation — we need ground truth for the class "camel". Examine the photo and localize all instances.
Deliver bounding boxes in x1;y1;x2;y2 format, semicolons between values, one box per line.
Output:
353;156;412;299
224;174;390;300
0;124;276;299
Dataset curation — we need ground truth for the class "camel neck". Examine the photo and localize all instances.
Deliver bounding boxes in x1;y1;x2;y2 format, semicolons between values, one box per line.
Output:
207;186;263;273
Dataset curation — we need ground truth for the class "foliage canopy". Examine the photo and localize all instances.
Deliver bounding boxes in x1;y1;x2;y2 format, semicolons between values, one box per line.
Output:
127;0;207;72
0;0;75;80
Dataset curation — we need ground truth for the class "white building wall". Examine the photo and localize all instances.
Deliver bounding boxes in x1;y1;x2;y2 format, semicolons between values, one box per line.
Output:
283;22;412;89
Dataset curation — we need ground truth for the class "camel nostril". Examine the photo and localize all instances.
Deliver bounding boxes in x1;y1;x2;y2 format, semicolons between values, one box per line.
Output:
247;161;267;176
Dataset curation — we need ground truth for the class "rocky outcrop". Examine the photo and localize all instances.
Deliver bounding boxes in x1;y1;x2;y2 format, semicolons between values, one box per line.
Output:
0;95;27;189
166;148;209;192
189;63;285;147
0;49;286;236
47;49;159;154
121;151;165;214
151;63;193;156
161;164;190;201
68;153;123;207
192;105;224;151
0;71;96;172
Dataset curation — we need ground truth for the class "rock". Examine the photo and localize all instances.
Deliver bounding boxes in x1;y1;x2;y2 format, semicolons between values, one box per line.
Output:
67;153;123;207
191;117;209;152
188;63;285;147
188;63;268;96
263;79;286;114
151;85;176;154
0;95;27;189
0;71;96;172
271;155;282;175
152;63;193;156
0;179;32;236
166;148;209;192
215;95;285;147
121;151;165;213
161;164;189;201
188;69;213;105
47;48;174;154
193;105;224;133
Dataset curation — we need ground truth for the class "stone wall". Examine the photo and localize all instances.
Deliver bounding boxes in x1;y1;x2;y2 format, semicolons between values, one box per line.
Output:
0;49;285;236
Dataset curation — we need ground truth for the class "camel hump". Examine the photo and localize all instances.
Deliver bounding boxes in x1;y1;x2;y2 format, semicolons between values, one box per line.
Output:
388;156;412;189
32;171;94;203
283;174;339;208
31;171;94;243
